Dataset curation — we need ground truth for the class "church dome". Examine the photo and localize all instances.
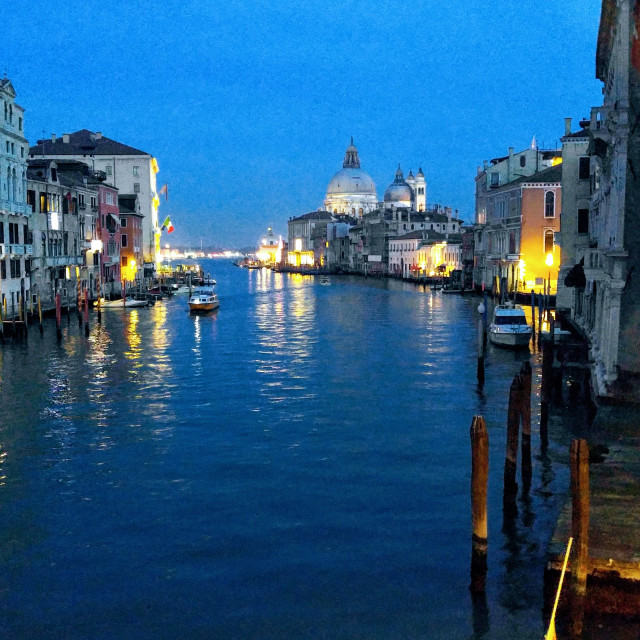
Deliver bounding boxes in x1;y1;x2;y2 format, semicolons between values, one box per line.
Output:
384;165;413;204
326;167;376;196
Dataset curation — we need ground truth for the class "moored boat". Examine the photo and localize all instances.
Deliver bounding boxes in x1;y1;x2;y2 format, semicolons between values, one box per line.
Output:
95;296;149;308
188;285;219;313
488;303;532;348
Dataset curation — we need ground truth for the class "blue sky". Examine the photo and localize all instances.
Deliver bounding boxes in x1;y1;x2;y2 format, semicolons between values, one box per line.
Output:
5;0;603;248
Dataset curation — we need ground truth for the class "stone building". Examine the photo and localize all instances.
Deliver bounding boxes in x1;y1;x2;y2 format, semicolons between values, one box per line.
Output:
0;77;31;316
29;130;160;270
565;0;640;398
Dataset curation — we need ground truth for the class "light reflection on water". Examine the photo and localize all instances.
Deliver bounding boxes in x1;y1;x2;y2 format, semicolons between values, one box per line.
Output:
0;260;586;640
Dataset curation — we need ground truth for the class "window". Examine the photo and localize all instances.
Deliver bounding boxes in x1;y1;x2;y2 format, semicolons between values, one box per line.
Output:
51;167;57;181
20;147;24;158
578;208;589;234
490;173;500;187
0;260;5;279
120;218;127;228
133;166;139;176
121;235;128;248
106;165;112;175
133;183;140;193
520;155;526;167
544;229;554;254
18;117;22;130
106;192;114;205
10;258;21;279
0;222;3;243
544;191;555;218
91;195;97;209
11;143;14;154
579;156;590;180
121;256;128;267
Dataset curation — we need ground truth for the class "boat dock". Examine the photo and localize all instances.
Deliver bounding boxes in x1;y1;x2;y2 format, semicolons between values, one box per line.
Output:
545;404;640;617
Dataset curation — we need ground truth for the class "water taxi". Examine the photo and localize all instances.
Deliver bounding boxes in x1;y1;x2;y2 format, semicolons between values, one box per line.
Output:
188;284;219;313
488;303;532;348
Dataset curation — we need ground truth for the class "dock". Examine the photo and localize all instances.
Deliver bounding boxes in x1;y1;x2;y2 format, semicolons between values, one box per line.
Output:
545;404;640;617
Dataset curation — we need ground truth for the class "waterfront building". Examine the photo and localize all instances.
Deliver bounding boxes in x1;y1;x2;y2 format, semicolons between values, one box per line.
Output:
383;165;427;212
475;163;562;295
325;219;352;272
287;210;335;267
27;159;100;310
563;0;640;398
556;117;592;311
95;180;121;297
256;227;283;266
29;130;161;272
461;227;475;289
118;194;143;283
324;139;378;217
473;145;561;289
0;77;31;316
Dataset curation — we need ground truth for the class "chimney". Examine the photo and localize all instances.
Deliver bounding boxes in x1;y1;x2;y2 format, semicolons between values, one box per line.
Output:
62;134;70;144
95;132;102;140
590;106;599;129
51;134;56;143
483;160;488;170
564;117;572;136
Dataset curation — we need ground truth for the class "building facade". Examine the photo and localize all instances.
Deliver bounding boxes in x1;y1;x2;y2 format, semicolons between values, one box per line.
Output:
29;130;160;270
0;77;31;316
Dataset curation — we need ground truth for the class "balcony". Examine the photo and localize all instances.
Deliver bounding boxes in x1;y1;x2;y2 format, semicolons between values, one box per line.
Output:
44;255;83;267
4;244;33;256
91;205;99;212
78;203;87;210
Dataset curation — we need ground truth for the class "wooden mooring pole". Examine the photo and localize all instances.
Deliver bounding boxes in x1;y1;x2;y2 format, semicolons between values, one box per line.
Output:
503;374;522;513
520;361;532;493
470;415;488;592
477;313;485;386
83;289;90;337
55;292;62;341
570;438;590;637
38;293;43;335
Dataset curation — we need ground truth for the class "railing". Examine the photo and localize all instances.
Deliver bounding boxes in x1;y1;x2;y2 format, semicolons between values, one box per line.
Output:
2;244;34;256
44;255;83;267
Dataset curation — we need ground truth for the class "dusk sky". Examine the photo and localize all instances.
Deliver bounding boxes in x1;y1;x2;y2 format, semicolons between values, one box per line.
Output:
5;1;603;249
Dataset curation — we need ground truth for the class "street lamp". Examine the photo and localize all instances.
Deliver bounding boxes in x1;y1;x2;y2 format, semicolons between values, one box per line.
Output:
545;252;554;296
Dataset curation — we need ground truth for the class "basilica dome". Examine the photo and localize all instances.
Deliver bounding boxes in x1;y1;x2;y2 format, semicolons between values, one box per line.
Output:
324;138;378;216
383;165;413;206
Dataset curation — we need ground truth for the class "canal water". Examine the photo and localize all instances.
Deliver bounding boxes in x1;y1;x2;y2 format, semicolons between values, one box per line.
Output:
0;259;576;639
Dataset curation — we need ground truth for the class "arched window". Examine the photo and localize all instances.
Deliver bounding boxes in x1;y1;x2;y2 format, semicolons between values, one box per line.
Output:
544;229;554;254
520;155;526;168
12;168;17;200
544;191;555;218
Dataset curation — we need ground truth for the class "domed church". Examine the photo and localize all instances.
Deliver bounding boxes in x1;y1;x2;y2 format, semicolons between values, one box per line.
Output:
383;165;426;211
324;138;378;217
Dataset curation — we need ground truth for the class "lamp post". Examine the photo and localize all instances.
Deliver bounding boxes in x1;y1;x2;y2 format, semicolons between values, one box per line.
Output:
545;252;554;296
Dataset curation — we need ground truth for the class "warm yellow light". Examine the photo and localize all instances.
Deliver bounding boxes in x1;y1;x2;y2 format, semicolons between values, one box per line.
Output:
294;238;302;252
152;196;160;209
545;253;554;267
551;157;563;166
151;158;159;173
91;239;103;252
65;267;70;279
130;260;136;269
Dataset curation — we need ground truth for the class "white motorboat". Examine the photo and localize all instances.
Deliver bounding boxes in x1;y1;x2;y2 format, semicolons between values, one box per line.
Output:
188;286;219;313
95;297;149;308
488;303;532;348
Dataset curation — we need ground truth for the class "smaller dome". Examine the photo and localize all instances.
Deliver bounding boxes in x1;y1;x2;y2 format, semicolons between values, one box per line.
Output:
416;167;425;178
407;169;414;179
384;164;413;204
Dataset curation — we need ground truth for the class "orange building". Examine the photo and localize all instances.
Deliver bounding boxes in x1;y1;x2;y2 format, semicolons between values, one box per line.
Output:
117;194;143;284
480;164;561;295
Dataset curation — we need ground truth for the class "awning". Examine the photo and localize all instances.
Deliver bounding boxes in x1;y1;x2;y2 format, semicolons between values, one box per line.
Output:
108;213;120;226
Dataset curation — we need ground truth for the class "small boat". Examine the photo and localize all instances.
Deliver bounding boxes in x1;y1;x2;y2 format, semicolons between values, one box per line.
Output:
441;286;463;294
488;303;532;348
188;286;219;313
95;296;148;308
319;276;330;285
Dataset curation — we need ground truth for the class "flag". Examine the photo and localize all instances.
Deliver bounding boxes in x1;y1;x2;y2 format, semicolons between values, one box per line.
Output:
161;215;171;230
167;220;174;233
65;191;72;202
159;183;168;201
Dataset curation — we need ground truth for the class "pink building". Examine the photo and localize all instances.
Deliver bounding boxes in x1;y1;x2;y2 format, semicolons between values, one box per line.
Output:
96;183;121;295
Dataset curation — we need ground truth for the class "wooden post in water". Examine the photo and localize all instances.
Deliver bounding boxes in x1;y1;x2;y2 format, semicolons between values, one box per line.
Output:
96;267;102;324
503;375;522;512
84;289;90;337
0;285;4;345
470;415;488;592
530;290;536;341
537;293;543;348
570;439;590;637
38;293;43;335
520;362;532;493
76;269;83;326
477;302;485;385
55;292;62;340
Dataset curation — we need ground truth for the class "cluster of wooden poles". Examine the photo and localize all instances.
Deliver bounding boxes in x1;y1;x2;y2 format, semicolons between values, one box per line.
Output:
470;364;591;636
0;281;101;344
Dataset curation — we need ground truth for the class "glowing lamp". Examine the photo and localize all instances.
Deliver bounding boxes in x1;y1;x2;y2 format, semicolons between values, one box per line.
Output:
91;239;103;252
545;253;554;267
